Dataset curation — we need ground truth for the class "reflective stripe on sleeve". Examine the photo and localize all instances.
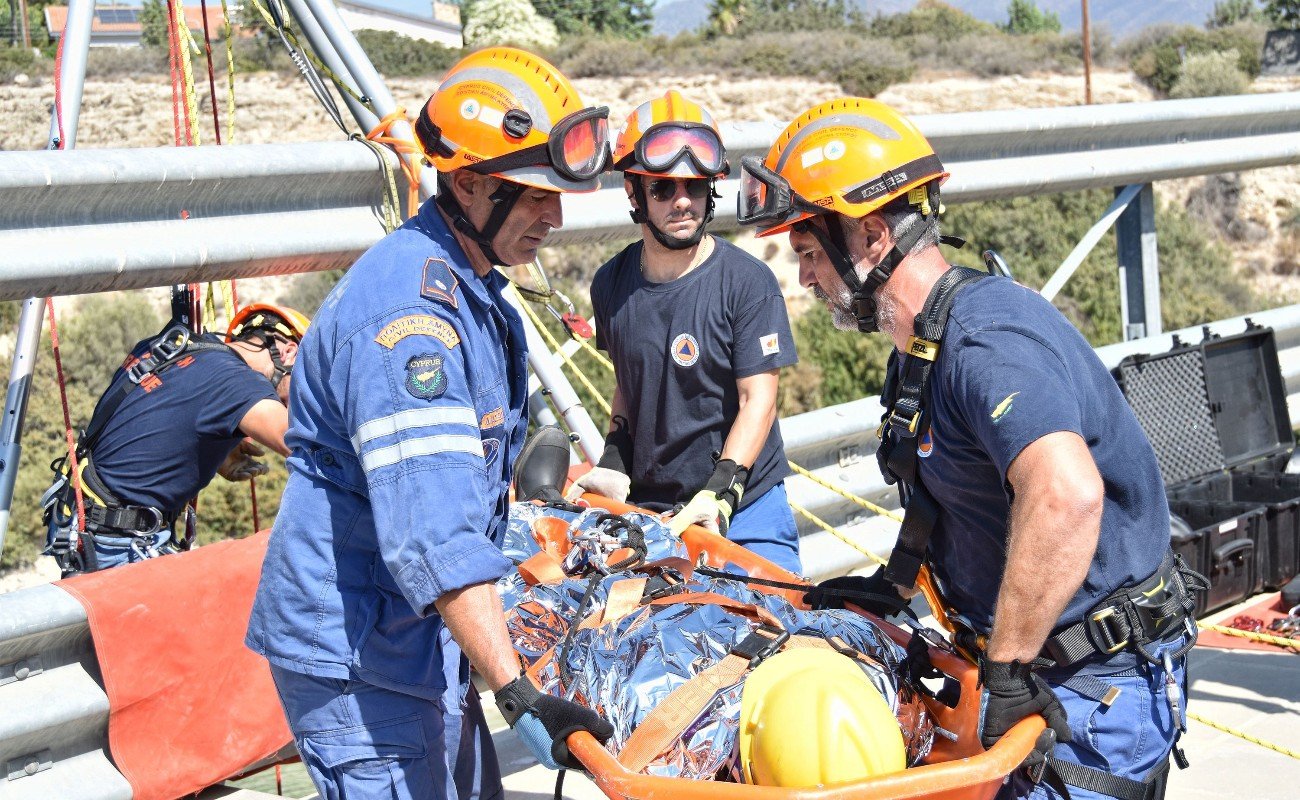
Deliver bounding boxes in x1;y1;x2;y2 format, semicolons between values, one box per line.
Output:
361;434;485;473
351;406;478;454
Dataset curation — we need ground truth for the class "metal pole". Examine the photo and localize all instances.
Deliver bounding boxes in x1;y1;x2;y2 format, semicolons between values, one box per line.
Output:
504;292;604;463
278;0;378;133
47;0;93;149
1116;183;1161;341
1040;183;1141;301
295;0;436;198
1081;0;1093;105
0;0;93;554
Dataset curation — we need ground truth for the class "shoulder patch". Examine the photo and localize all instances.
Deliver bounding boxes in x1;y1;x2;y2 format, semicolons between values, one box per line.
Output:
405;354;448;400
376;315;461;350
422;257;461;310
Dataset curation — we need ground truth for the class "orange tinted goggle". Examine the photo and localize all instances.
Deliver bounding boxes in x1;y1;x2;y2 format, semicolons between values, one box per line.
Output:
467;106;612;184
621;122;726;176
736;155;824;228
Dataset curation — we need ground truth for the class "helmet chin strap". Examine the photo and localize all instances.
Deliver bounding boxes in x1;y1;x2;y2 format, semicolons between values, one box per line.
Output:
797;183;940;333
436;175;527;267
628;175;715;252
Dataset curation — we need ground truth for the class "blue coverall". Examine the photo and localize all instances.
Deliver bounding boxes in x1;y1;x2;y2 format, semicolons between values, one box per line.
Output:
246;201;528;800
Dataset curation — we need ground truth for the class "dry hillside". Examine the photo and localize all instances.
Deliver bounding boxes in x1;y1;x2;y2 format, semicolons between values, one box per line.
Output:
2;67;1297;304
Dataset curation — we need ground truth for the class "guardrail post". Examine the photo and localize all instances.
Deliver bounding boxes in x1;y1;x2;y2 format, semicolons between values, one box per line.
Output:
1116;183;1161;341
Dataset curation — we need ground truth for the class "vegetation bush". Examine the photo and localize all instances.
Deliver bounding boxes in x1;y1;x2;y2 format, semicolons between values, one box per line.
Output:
463;0;559;50
550;34;665;77
353;30;460;78
1003;0;1061;35
84;46;168;78
866;0;997;41
1170;50;1251;97
1128;21;1266;95
0;45;50;84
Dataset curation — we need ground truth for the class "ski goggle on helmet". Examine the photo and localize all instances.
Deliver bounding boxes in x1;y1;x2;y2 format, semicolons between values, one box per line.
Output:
416;47;611;191
613;90;728;179
737;98;948;236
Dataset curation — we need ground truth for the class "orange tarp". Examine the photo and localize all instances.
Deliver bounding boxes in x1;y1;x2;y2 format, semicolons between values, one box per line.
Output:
58;531;291;800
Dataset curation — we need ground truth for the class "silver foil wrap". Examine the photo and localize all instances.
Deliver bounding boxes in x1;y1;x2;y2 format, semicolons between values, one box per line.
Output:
498;502;934;781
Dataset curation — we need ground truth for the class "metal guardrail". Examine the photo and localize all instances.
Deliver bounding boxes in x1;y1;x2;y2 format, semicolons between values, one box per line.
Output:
2;93;1299;298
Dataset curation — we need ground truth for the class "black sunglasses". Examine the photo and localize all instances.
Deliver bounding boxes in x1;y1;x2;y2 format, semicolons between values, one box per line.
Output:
647;177;712;203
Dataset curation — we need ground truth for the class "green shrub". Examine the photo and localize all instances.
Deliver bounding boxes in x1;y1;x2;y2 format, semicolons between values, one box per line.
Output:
85;46;168;79
0;45;49;84
551;34;664;77
353;30;462;78
1169;49;1250;98
1128;21;1265;94
1003;0;1061;35
868;0;997;42
834;61;914;97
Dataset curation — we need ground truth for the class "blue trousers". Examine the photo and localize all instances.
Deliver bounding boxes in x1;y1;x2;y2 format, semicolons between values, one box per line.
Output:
269;665;503;800
1000;635;1189;800
727;483;802;575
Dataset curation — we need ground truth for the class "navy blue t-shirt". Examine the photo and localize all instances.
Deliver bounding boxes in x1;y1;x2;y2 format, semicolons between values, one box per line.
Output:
893;276;1169;633
591;237;798;511
89;331;279;520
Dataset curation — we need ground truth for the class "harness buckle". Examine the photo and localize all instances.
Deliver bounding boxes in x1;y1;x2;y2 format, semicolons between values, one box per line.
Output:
1088;605;1130;654
731;624;790;668
889;409;921;435
132;506;166;535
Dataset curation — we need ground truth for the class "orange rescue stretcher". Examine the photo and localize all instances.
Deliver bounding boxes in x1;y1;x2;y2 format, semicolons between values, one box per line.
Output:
548;494;1043;800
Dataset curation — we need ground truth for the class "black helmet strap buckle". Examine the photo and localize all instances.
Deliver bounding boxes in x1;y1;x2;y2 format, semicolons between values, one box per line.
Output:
436;175;528;267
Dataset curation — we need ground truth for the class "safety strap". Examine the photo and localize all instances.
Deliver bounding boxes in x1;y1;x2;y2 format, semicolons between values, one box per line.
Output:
1041;550;1206;668
1047;755;1169;800
878;266;989;588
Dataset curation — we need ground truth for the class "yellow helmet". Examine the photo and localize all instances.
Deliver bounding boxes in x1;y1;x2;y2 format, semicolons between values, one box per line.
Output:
613;90;727;179
415;46;610;193
737;97;946;238
738;648;905;787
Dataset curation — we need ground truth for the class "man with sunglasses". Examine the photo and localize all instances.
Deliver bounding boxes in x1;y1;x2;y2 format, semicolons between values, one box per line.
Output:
567;90;802;575
246;48;613;800
739;98;1202;800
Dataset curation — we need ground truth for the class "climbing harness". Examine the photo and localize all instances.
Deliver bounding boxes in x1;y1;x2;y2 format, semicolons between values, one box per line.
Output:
43;325;231;575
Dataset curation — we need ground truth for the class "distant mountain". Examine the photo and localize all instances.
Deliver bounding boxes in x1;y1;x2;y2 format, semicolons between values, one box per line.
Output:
652;0;1219;39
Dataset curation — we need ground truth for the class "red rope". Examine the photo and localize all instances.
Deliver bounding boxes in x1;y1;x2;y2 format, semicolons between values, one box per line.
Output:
50;13;66;149
197;0;222;144
249;476;260;533
45;299;86;534
166;0;183;147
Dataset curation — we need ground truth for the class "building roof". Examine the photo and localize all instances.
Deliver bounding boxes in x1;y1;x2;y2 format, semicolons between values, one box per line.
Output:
44;5;228;38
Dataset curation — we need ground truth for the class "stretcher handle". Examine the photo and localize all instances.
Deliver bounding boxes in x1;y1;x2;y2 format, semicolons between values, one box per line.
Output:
565;715;1046;799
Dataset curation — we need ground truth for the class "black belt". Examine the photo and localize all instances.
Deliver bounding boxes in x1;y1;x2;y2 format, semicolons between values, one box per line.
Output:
1042;550;1206;668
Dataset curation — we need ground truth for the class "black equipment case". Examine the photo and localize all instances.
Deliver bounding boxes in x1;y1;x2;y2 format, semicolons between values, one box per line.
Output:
1114;321;1300;615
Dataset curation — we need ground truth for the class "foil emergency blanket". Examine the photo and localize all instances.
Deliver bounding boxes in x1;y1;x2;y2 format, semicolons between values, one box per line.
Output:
498;502;935;781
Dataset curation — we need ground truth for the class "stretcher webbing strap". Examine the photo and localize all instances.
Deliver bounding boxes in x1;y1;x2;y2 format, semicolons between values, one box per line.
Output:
517;551;567;587
616;633;835;773
578;578;647;630
644;591;785;629
1048;755;1169;800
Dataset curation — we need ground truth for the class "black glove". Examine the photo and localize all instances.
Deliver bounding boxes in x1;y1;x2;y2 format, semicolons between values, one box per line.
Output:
802;570;909;617
979;659;1071;773
495;674;614;770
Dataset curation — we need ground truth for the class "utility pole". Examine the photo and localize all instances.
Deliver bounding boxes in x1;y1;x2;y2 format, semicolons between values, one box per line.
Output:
1081;0;1092;104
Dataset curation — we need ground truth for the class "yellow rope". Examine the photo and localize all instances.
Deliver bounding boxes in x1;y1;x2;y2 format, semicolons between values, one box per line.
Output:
577;334;615;372
786;460;903;522
174;0;203;147
1198;622;1300;651
220;0;235;142
1187;712;1300;760
787;500;888;568
510;286;612;418
353;135;404;234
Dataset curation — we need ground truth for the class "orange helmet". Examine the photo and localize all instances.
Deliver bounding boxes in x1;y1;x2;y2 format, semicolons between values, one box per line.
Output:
226;303;310;343
415;47;610;193
613;90;727;179
737;98;947;238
